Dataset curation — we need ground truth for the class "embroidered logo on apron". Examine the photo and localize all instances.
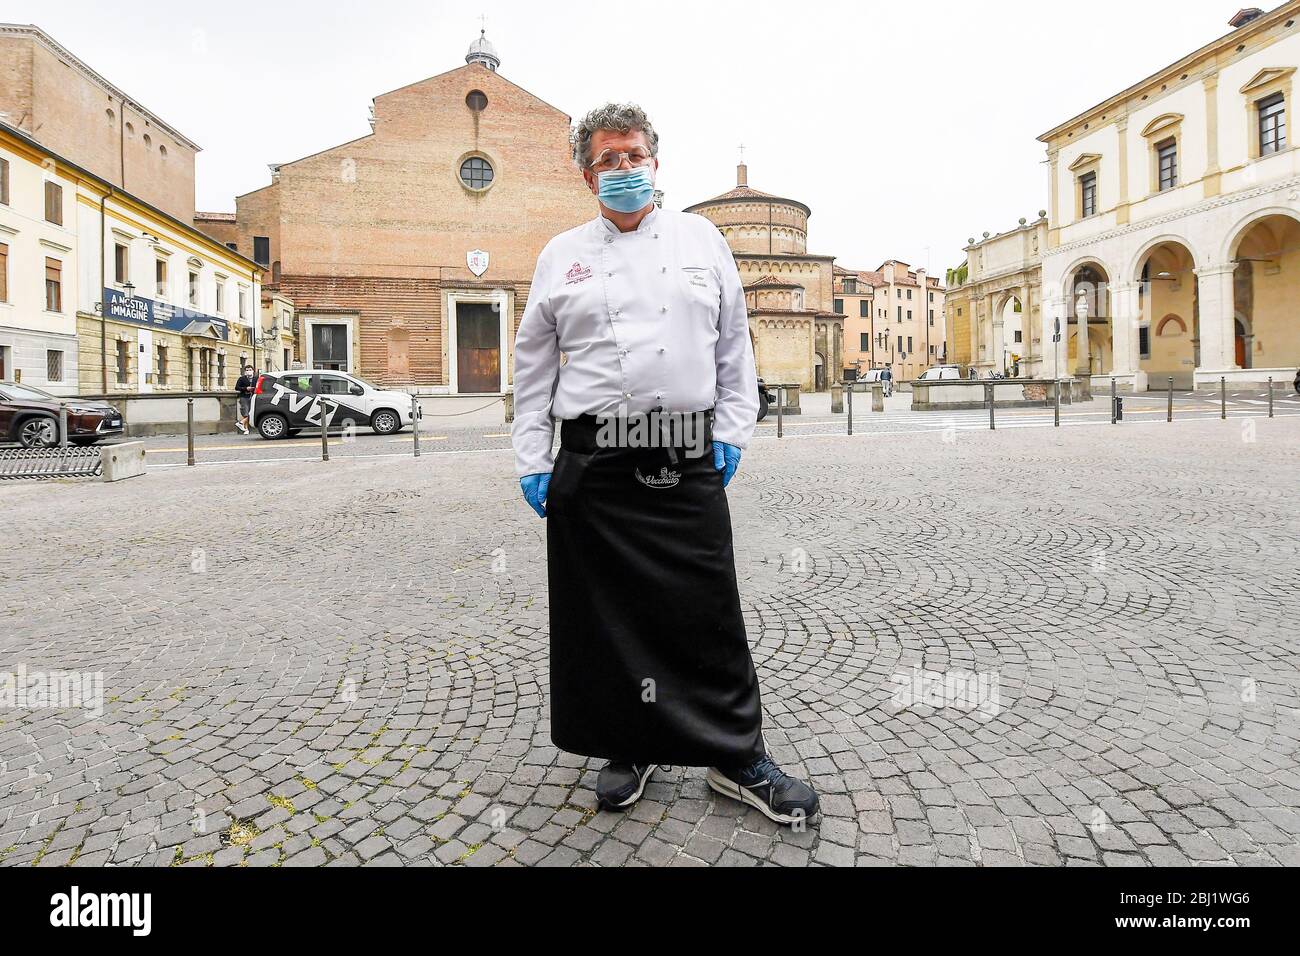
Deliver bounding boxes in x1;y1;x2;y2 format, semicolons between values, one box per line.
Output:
635;466;682;489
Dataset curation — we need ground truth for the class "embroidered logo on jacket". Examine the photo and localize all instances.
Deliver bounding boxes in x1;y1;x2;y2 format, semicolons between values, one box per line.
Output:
635;466;682;489
565;262;594;286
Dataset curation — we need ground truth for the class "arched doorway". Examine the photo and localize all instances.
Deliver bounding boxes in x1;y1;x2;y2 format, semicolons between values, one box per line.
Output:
1230;213;1300;372
996;294;1024;376
1067;262;1113;376
814;352;826;392
1136;240;1198;388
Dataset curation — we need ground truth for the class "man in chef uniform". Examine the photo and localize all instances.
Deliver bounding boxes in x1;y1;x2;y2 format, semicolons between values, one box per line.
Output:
512;103;819;826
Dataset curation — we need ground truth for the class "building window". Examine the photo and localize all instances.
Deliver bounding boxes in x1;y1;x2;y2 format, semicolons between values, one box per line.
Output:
833;298;844;314
929;291;934;302
115;243;129;285
860;301;869;318
897;335;903;353
0;242;7;302
188;271;199;306
928;310;935;325
1157;138;1178;191
46;350;63;382
466;90;488;112
459;156;494;190
156;344;168;385
1139;325;1151;359
1080;171;1097;218
896;306;902;321
1259;93;1286;156
0;157;9;205
907;289;913;300
45;258;62;312
156;259;168;299
44;181;63;225
239;289;247;320
216;280;226;315
907;310;913;321
217;352;226;388
860;333;869;351
116;340;129;384
1015;330;1023;344
843;278;857;294
907;336;913;353
253;237;270;267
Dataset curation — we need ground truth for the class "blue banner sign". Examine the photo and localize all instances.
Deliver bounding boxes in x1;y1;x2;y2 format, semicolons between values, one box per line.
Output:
103;288;232;341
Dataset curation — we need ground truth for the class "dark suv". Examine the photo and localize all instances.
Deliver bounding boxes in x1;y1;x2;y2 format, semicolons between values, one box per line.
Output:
0;382;124;447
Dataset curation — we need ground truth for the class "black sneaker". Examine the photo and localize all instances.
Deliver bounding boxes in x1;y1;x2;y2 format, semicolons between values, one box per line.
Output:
707;754;819;825
595;762;657;811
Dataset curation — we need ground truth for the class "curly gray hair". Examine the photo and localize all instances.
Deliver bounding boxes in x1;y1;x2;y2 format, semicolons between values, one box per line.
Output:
571;103;660;170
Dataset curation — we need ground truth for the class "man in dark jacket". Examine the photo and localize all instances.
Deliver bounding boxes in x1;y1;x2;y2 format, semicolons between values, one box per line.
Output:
235;365;258;435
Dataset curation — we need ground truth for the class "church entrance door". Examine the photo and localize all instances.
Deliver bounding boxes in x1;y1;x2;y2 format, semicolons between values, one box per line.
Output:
456;303;501;393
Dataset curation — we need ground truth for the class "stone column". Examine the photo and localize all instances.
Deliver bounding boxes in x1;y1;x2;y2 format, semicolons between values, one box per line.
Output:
1195;263;1238;377
1044;294;1066;381
1019;285;1035;375
1074;290;1092;377
992;306;1006;374
1110;282;1147;391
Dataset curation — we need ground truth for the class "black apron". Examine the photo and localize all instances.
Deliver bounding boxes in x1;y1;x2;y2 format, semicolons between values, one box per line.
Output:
546;411;765;768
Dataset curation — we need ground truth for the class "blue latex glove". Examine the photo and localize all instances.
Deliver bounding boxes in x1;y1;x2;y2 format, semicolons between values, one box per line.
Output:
713;442;742;488
520;473;551;519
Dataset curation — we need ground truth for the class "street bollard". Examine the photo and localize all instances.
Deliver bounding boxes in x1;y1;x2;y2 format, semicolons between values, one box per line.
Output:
186;398;196;467
987;384;996;431
1054;379;1061;428
1111;378;1117;425
321;401;331;462
847;383;854;436
58;401;69;449
411;393;421;458
1268;377;1274;419
1167;378;1174;423
776;385;784;439
1221;377;1227;420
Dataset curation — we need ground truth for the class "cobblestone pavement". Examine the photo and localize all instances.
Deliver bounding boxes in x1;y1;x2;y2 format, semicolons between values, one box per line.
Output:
1;416;1298;867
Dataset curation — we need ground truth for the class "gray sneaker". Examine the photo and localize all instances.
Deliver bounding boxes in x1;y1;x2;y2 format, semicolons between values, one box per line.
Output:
595;763;657;811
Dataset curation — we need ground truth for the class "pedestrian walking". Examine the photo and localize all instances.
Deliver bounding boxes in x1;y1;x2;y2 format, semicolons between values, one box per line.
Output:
511;103;818;825
234;365;258;435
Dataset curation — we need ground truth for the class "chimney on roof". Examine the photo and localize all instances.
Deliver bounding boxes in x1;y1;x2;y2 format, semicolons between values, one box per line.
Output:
737;161;747;188
1230;7;1264;28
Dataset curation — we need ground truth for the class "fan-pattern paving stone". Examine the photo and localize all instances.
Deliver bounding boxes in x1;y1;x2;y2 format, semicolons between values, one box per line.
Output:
0;416;1297;866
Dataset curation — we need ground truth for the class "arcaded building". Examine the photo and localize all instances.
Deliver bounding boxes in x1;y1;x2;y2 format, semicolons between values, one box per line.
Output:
196;32;592;393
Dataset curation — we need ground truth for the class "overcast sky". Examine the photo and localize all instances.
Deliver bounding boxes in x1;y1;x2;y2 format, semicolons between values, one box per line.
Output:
7;0;1250;275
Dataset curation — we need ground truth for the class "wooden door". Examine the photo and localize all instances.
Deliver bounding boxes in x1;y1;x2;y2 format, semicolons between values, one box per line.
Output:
456;303;500;393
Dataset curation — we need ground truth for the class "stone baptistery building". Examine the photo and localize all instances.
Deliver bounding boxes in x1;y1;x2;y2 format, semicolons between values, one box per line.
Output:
684;162;843;392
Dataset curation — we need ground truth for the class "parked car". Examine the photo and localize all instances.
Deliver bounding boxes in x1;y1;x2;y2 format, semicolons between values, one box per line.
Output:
251;370;418;440
917;365;964;382
0;381;124;448
756;377;777;421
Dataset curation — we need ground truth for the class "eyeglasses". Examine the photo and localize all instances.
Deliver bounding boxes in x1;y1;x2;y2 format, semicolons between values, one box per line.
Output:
588;147;654;173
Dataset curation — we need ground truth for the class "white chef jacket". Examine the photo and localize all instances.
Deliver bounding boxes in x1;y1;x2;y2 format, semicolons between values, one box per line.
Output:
511;206;759;477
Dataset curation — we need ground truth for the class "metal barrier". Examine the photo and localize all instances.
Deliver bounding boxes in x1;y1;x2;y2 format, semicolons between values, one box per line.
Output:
0;446;104;480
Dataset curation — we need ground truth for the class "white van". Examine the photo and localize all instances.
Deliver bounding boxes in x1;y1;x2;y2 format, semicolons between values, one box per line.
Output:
251;370;418;440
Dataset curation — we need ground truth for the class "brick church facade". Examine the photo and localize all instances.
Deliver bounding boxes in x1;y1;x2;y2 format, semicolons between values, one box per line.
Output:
196;32;591;393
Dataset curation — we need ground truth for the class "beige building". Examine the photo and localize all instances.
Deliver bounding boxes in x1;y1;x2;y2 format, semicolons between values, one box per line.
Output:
684;161;843;391
0;23;199;224
1037;4;1300;389
943;216;1047;376
196;32;593;394
0;121;261;397
836;261;946;381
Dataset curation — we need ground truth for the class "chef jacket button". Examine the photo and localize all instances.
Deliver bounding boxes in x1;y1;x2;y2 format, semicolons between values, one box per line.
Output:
661;306;669;313
659;348;666;354
653;233;660;239
662;266;667;273
605;236;613;243
624;392;633;399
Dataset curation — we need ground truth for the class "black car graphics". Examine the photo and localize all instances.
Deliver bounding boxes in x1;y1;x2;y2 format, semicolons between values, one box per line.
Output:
261;378;375;429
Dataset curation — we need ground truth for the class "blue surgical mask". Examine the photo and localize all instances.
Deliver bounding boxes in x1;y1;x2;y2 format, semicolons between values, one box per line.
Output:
597;164;655;213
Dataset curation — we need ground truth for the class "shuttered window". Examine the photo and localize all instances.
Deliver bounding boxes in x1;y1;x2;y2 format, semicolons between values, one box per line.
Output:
0;242;7;303
44;181;62;225
45;257;62;312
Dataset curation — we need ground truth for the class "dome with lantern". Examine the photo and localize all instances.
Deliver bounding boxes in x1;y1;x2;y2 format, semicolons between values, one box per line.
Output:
465;29;500;72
